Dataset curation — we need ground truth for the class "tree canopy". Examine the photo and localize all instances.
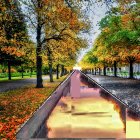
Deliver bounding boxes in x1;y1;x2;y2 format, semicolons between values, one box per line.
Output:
81;1;140;78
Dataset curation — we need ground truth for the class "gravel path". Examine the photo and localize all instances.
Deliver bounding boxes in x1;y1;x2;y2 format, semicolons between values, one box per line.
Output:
88;74;140;113
0;76;49;93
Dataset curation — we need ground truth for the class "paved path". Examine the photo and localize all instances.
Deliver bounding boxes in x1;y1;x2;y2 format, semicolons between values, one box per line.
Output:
88;74;140;112
0;76;49;93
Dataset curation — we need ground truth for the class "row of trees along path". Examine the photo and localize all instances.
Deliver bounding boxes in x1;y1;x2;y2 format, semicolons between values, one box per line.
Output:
1;0;138;86
80;1;140;79
0;0;89;87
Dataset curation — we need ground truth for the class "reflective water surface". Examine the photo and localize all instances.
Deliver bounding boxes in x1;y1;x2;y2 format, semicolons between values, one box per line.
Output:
45;71;140;138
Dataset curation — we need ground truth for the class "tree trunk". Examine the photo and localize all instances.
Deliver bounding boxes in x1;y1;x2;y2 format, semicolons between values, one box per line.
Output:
114;61;117;77
91;68;94;75
64;68;66;75
65;68;67;74
99;68;101;75
47;47;53;82
30;68;32;77
36;23;43;88
103;66;106;76
49;63;53;82
8;61;11;80
94;68;96;75
21;67;24;78
127;57;135;79
36;53;43;87
129;61;133;79
63;68;65;75
56;64;59;79
61;65;64;77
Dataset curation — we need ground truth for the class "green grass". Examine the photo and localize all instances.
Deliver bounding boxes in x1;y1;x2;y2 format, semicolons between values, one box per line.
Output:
0;72;36;78
0;75;36;83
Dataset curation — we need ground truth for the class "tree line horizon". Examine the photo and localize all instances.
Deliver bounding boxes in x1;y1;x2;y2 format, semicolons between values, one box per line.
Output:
80;0;140;79
0;0;139;87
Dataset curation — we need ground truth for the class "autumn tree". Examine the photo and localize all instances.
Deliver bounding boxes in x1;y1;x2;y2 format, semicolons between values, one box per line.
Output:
19;41;36;78
19;0;47;87
0;0;29;80
80;1;139;78
90;2;140;78
101;3;140;78
43;0;89;82
97;15;122;76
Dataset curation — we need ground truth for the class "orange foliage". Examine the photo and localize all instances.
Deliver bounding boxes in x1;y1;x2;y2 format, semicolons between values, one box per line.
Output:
0;78;64;139
121;14;132;29
5;68;17;73
1;46;24;57
0;87;49;139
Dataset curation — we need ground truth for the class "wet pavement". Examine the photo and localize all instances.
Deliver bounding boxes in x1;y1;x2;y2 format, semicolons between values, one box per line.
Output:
88;74;140;113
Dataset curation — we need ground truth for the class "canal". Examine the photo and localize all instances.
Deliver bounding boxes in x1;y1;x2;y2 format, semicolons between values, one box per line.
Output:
16;70;140;139
46;71;126;138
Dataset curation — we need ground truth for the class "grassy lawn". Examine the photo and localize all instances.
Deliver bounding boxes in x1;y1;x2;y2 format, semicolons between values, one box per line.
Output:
0;75;36;83
0;75;67;140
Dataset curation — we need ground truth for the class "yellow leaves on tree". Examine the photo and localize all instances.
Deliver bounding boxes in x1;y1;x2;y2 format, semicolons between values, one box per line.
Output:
43;0;88;70
102;27;110;33
1;46;24;57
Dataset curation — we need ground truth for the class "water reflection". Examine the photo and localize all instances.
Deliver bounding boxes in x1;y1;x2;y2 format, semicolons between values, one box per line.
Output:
45;71;139;138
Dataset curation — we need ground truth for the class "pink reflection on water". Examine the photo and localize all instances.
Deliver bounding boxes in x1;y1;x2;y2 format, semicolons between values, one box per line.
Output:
70;70;80;98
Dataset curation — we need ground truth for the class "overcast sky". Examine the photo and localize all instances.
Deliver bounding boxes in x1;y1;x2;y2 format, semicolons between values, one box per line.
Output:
77;2;108;62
